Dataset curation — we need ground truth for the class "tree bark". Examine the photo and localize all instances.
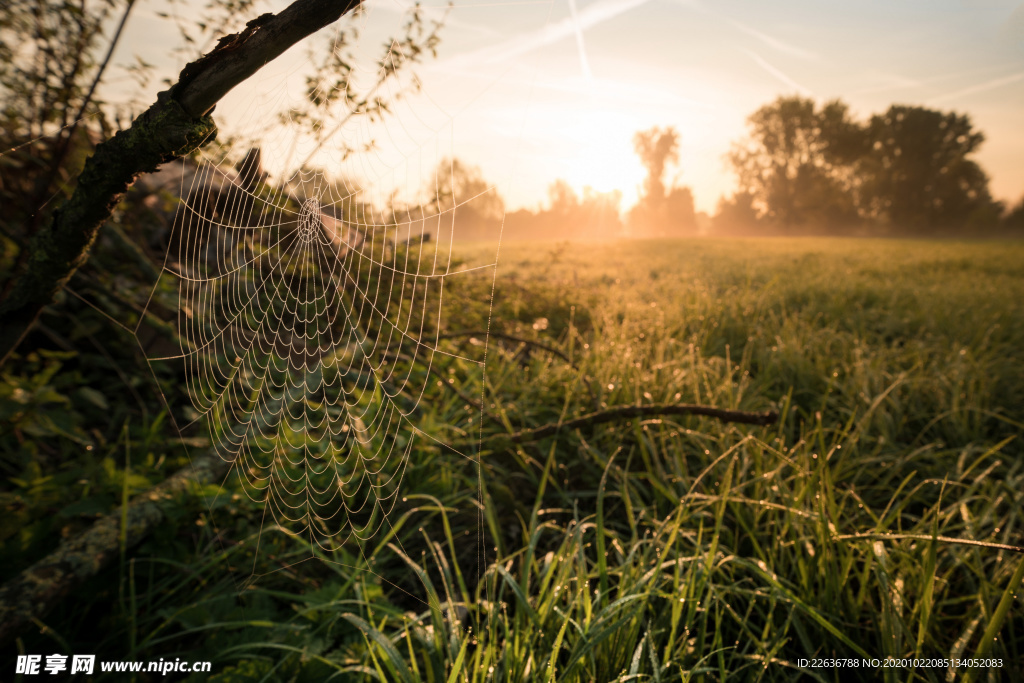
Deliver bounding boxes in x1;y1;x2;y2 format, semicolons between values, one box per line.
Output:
0;453;233;645
0;0;363;366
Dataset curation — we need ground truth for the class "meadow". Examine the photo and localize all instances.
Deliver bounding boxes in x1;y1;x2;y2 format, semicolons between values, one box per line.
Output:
4;236;1023;681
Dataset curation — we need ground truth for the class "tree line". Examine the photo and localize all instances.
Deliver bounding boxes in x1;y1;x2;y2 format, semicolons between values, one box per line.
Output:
427;95;1023;242
715;95;1024;237
425;127;698;242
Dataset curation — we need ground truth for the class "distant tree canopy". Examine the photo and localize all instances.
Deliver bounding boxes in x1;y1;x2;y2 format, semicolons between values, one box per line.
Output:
1005;196;1024;235
859;106;996;233
720;95;1010;236
727;97;862;231
413;158;504;241
628;126;697;237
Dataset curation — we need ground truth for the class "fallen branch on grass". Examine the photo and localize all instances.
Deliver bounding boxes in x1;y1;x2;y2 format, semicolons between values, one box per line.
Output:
0;453;232;644
484;403;779;447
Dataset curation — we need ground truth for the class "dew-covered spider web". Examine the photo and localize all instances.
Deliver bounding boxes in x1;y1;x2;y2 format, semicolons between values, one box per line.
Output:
131;1;529;584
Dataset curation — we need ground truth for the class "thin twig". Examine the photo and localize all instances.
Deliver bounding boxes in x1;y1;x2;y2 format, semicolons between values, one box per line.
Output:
835;532;1024;554
439;329;572;364
45;0;139;215
485;402;779;446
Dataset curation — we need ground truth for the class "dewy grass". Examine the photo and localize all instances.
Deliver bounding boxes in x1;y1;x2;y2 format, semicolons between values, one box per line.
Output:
10;237;1023;681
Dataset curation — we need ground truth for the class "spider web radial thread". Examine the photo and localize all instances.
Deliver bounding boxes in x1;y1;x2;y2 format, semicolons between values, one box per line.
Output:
139;5;503;561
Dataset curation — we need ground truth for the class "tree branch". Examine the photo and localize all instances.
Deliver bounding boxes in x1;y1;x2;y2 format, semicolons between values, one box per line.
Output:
174;0;361;118
44;0;139;214
0;0;364;366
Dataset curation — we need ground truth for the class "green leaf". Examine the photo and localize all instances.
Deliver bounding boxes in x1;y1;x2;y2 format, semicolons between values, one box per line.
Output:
77;386;109;410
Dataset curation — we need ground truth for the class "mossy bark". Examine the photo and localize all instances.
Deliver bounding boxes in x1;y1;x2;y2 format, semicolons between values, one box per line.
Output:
0;99;216;363
0;453;232;644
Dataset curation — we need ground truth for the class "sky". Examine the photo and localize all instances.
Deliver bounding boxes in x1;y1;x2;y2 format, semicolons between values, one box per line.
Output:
114;0;1024;214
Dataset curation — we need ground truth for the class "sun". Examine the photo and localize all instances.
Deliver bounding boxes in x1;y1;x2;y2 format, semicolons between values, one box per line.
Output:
544;106;648;209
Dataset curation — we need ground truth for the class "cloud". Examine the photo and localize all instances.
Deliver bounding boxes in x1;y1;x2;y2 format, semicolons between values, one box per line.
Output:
998;2;1024;44
847;72;925;96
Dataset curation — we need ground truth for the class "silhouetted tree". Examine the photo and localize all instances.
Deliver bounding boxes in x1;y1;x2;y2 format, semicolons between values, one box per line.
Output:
859;105;999;234
547;179;579;216
628;126;697;237
727;96;863;232
420;158;504;241
0;0;129;274
634;127;678;206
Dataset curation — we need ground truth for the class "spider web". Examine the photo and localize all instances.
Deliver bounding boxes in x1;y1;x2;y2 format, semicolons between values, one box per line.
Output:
135;1;517;583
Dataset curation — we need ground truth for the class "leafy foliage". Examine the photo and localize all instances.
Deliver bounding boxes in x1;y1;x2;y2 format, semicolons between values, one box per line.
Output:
724;96;1008;235
860;105;996;233
727;97;864;232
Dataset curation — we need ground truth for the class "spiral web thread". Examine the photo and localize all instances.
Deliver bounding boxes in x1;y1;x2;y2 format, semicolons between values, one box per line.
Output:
138;4;506;578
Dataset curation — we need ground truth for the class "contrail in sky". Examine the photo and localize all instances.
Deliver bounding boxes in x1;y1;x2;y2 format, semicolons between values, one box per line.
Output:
743;49;813;96
929;70;1024;104
567;0;595;81
441;0;653;69
375;0;497;36
729;19;817;61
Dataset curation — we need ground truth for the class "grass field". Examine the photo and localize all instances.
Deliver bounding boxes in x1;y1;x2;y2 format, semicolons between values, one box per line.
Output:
5;237;1024;681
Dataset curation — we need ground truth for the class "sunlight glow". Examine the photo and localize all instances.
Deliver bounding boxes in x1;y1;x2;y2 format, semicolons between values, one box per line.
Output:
554;108;647;208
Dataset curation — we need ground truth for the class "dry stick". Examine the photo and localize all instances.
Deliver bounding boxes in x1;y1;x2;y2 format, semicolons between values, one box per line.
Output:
483;403;779;447
0;453;233;645
438;330;573;364
834;532;1024;554
0;0;363;367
